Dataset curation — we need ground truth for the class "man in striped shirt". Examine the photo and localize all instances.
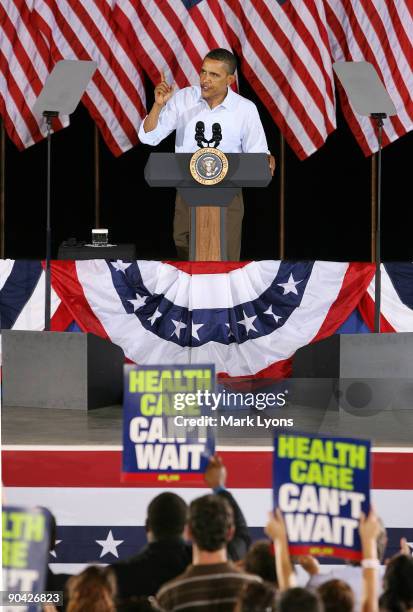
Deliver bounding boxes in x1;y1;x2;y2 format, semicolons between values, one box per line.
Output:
156;494;261;611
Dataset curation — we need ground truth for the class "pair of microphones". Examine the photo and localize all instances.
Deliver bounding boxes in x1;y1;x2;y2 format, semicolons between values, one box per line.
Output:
195;121;222;149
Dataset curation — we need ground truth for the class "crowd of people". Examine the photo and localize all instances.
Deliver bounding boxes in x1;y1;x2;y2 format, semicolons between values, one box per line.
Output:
40;456;413;611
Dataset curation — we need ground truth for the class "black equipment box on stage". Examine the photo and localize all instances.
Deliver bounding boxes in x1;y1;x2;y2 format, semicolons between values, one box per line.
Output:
293;333;413;378
2;330;124;410
57;242;136;260
291;333;413;413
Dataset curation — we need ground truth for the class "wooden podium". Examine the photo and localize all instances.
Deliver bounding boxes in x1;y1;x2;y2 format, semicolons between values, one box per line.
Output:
145;153;271;261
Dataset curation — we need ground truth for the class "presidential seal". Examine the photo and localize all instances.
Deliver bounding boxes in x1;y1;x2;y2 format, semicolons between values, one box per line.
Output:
190;147;228;185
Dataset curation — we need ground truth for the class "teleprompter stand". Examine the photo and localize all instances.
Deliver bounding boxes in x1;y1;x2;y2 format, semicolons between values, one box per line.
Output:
291;64;412;414
33;59;97;330
333;61;396;333
1;61;126;411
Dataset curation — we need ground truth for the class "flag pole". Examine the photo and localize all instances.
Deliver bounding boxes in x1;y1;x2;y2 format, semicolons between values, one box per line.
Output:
44;111;58;331
371;153;377;263
278;134;286;260
94;124;101;227
0;118;5;258
372;114;385;333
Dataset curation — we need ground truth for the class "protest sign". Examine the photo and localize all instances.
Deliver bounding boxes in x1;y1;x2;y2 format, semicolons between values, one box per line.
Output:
2;506;54;611
122;364;215;484
273;434;370;560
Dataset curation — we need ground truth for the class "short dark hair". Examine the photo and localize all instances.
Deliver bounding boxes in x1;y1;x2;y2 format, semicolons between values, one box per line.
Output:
244;540;277;585
277;587;323;612
381;554;413;610
237;582;277;612
318;579;354;612
36;507;56;552
204;48;237;74
146;492;187;540
189;494;234;551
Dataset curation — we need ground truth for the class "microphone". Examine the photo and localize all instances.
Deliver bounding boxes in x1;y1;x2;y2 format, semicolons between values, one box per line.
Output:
211;122;222;147
195;121;206;148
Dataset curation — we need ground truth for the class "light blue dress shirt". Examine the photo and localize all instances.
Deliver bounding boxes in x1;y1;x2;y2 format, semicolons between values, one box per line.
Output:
138;85;269;154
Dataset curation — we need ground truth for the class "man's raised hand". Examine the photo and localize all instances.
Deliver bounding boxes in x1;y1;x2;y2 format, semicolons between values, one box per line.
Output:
204;454;227;489
142;71;174;132
154;71;175;107
265;508;288;544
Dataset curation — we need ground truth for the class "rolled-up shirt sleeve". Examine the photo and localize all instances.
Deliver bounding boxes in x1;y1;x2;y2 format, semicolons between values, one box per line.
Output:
138;94;179;146
241;102;270;154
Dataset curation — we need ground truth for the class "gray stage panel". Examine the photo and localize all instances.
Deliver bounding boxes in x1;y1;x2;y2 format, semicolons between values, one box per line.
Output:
2;330;124;410
293;332;413;378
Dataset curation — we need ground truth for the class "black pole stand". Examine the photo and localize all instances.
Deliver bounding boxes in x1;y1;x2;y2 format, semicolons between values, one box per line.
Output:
332;62;396;335
371;112;386;334
43;110;58;331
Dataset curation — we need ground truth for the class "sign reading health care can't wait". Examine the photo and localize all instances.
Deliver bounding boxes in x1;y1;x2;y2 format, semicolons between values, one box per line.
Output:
122;364;215;484
273;434;371;561
3;506;53;611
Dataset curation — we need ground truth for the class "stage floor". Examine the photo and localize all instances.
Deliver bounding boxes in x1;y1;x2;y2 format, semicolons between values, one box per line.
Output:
3;404;413;447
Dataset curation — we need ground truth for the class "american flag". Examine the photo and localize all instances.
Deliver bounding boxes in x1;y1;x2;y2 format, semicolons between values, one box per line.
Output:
0;259;374;377
0;0;146;155
0;260;62;334
3;446;413;574
112;0;234;89
26;0;146;156
220;0;337;160
0;0;68;149
2;1;413;159
360;263;413;333
324;0;413;155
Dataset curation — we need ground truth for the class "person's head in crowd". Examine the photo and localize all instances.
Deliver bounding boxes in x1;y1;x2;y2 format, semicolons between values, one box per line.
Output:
317;579;354;612
145;492;188;542
235;581;277;612
379;554;413;612
277;587;324;612
187;494;234;555
48;512;57;553
244;540;277;585
66;566;116;612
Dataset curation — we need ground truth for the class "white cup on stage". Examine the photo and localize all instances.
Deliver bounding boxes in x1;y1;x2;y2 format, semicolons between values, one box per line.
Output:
92;228;108;246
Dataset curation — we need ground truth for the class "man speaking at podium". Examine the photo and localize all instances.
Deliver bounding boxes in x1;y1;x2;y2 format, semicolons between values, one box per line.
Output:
139;48;274;261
